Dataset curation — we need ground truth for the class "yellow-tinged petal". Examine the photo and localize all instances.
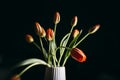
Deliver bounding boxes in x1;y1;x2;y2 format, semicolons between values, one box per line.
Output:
40;27;46;37
25;34;34;43
35;22;46;37
53;12;60;24
72;29;79;38
88;24;100;34
35;22;42;35
71;16;78;27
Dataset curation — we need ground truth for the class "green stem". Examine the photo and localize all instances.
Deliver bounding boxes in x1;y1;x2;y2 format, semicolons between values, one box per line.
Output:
48;41;57;67
53;24;57;49
53;54;56;67
57;46;71;66
48;41;51;65
33;42;41;51
54;24;57;40
44;37;48;44
53;24;57;67
56;46;71;52
39;37;47;61
58;26;74;66
62;56;69;66
52;48;57;67
50;23;57;67
74;33;90;47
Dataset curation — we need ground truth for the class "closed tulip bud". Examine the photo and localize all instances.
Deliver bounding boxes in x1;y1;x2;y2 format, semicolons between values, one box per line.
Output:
25;34;34;43
53;12;60;24
11;75;21;80
72;29;79;38
71;48;87;62
35;22;46;37
46;28;54;41
88;24;100;34
71;16;78;27
35;22;42;35
40;27;46;37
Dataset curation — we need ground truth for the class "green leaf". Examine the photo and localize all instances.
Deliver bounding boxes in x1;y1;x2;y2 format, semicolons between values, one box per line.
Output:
15;58;51;67
18;62;50;76
59;33;69;55
50;41;58;65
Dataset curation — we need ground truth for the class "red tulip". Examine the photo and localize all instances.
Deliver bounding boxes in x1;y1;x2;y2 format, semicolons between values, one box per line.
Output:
46;28;54;41
71;48;87;62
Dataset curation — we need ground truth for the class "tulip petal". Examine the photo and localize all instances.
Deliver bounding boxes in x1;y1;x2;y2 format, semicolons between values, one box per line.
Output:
71;48;87;62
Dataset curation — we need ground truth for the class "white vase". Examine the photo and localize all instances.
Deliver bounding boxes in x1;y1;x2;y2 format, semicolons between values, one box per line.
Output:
44;67;66;80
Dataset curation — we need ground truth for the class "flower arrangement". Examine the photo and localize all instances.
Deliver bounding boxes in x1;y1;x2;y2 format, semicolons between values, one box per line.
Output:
10;12;100;80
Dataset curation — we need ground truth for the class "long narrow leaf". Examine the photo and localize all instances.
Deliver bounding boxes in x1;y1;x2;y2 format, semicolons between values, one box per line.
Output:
60;33;69;55
19;62;50;76
15;58;50;67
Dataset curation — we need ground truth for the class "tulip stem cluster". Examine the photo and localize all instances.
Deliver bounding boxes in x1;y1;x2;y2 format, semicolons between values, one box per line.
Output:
25;12;100;67
58;26;74;66
10;12;100;80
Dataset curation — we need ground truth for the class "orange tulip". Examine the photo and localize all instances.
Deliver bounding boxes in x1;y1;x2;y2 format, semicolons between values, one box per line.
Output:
35;22;46;37
25;34;34;43
72;29;79;38
11;75;21;80
71;48;86;62
88;24;100;34
46;28;54;41
39;27;46;37
71;16;78;27
53;12;60;24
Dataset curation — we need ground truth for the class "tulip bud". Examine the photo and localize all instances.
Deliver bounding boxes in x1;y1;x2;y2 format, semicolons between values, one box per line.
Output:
46;28;54;41
35;22;46;37
11;74;21;80
25;34;34;43
40;27;46;37
72;29;79;38
35;22;42;35
71;48;87;62
88;24;100;34
53;12;60;24
71;16;78;27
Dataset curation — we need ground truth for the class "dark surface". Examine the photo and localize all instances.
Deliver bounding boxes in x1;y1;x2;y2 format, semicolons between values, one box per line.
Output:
0;0;120;80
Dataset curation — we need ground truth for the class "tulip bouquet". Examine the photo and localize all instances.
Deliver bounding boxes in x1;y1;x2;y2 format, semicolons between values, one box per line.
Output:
10;12;100;80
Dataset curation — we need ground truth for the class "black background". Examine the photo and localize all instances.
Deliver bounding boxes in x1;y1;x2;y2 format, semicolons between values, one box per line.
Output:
0;0;120;80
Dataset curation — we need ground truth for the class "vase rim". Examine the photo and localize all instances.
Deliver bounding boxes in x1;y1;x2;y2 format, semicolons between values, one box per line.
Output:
46;66;65;69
